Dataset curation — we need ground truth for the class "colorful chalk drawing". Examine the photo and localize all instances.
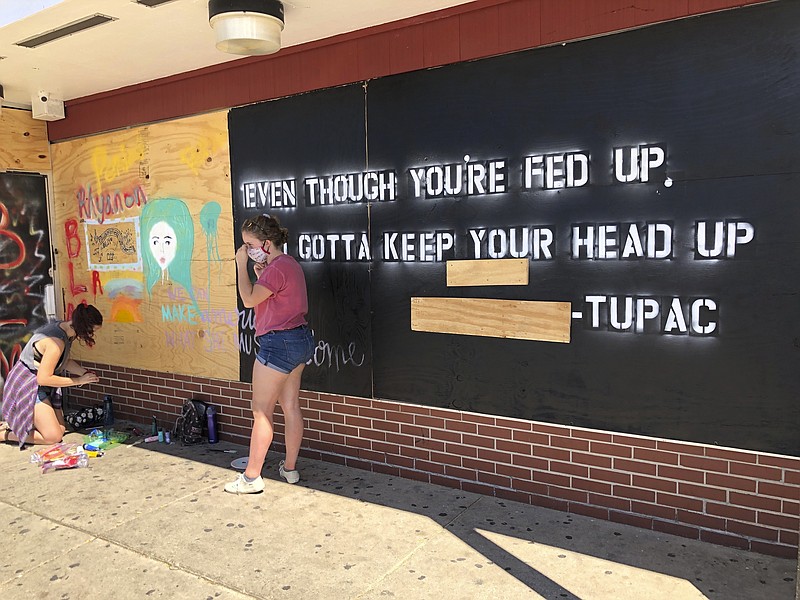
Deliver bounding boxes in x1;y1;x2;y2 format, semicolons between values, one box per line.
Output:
140;198;198;308
85;217;142;271
104;278;145;323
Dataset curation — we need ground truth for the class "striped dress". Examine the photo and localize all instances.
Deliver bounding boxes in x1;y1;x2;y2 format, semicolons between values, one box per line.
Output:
1;322;71;448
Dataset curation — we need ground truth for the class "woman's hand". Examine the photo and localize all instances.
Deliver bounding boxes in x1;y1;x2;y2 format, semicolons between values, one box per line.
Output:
76;372;100;387
235;245;249;267
253;262;265;278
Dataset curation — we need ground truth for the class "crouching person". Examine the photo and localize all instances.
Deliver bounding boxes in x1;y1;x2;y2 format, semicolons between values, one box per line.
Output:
1;304;102;447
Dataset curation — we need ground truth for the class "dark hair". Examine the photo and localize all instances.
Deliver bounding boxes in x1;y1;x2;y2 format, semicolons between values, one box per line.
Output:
241;214;289;247
71;304;103;347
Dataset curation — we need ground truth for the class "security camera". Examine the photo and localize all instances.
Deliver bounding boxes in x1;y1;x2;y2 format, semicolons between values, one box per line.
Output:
31;90;65;121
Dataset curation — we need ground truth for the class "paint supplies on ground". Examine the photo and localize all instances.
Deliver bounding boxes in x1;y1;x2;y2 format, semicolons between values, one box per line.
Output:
30;442;83;465
83;428;128;450
30;442;91;474
41;452;89;474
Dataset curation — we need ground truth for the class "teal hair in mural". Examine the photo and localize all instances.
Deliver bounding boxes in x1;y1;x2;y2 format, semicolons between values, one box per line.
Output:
140;198;197;308
200;201;222;262
200;201;224;302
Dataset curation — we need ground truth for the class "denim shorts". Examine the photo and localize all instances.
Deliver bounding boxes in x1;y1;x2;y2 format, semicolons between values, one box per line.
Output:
36;386;62;409
255;325;314;374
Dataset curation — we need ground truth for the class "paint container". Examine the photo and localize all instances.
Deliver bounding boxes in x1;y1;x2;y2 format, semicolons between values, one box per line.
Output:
165;431;171;444
144;435;159;443
206;406;218;444
151;416;158;436
158;429;164;443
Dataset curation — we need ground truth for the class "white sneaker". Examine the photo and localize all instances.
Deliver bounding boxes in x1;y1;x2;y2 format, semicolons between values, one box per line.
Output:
279;460;300;484
224;473;265;494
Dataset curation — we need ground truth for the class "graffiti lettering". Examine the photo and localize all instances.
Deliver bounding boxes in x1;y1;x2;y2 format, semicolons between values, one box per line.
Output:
91;142;145;188
77;184;147;224
311;338;366;372
238;308;256;331
92;271;103;297
0;202;25;269
237;332;253;356
68;262;88;295
165;330;193;348
161;304;200;325
65;219;81;259
203;331;225;352
166;286;212;305
199;309;238;327
179;137;223;176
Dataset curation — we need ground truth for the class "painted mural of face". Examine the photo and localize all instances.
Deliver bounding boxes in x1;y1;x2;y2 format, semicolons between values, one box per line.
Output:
149;220;177;272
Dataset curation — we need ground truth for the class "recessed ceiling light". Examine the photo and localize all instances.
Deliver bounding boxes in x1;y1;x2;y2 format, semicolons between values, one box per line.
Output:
15;14;116;49
134;0;180;7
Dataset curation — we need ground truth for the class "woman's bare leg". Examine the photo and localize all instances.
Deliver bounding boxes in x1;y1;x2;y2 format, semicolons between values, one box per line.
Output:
4;401;65;445
244;360;288;479
278;363;305;471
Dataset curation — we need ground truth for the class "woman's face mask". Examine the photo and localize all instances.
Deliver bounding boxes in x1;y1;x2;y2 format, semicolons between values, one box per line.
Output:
247;244;269;264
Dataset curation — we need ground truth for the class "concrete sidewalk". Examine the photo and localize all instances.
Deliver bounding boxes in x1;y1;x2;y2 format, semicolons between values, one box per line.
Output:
1;429;796;600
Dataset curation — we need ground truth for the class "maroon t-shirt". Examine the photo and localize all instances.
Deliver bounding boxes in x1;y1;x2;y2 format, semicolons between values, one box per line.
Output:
254;254;308;336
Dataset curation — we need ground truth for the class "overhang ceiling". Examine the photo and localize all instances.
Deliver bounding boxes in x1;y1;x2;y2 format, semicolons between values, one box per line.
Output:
0;0;476;109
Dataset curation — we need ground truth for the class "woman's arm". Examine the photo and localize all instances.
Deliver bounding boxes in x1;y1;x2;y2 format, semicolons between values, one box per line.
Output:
236;246;273;308
64;359;88;376
35;338;97;387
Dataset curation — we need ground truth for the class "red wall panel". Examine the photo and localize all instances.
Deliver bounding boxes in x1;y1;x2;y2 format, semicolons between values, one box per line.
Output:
497;0;542;54
387;26;426;76
459;6;501;61
540;0;637;45
422;16;462;67
632;0;690;26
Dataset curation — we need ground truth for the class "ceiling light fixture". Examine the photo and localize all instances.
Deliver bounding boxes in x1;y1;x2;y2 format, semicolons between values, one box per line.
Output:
135;0;179;6
208;0;284;56
15;14;115;48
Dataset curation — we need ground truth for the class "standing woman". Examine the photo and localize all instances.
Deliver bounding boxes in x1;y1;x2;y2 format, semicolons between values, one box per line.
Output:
226;214;314;494
1;304;102;446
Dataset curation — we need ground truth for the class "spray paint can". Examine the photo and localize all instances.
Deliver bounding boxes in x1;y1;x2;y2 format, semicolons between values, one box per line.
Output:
206;406;218;444
158;428;164;443
164;431;171;444
151;416;158;436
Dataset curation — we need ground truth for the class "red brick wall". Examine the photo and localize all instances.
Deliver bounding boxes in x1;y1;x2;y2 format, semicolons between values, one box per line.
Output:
70;361;799;559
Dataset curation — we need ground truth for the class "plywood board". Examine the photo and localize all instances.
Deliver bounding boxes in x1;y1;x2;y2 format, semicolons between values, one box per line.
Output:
411;297;571;343
446;258;528;287
0;108;50;172
50;111;238;380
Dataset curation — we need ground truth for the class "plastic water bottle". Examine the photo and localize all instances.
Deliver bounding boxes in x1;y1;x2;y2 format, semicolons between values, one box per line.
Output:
103;396;115;426
103;395;114;439
206;406;218;444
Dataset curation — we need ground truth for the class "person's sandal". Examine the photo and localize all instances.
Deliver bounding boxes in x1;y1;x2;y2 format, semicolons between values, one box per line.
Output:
279;460;300;484
1;422;11;444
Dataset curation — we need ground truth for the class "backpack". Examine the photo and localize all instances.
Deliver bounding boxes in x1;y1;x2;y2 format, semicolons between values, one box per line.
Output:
64;405;105;431
173;399;208;445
